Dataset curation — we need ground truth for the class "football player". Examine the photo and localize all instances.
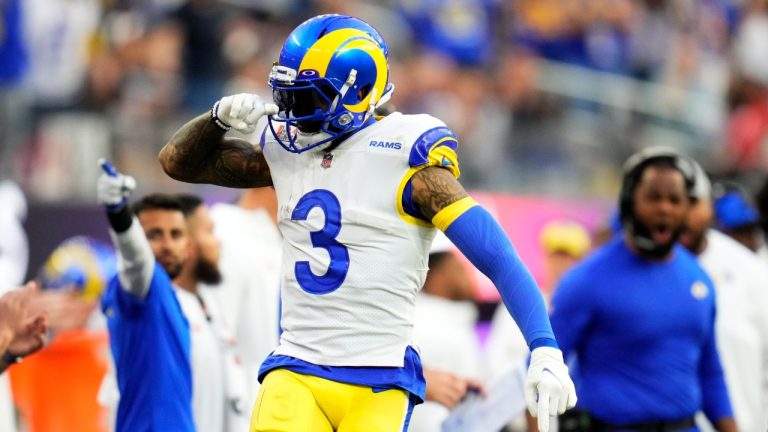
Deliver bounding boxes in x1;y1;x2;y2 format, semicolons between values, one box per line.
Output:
159;14;575;432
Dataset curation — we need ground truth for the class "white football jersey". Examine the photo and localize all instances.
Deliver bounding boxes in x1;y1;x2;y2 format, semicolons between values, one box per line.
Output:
696;230;768;432
261;112;460;367
175;289;225;432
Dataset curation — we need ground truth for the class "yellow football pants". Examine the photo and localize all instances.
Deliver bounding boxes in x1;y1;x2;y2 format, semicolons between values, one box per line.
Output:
251;369;413;432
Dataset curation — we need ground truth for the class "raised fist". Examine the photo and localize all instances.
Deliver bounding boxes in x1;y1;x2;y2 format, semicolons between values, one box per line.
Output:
212;93;279;134
97;159;136;211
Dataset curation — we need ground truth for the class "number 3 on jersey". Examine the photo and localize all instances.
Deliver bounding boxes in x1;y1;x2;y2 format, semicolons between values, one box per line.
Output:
291;190;350;294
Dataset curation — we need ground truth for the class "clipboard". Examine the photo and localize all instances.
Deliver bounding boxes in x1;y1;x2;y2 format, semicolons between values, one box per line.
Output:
441;364;528;432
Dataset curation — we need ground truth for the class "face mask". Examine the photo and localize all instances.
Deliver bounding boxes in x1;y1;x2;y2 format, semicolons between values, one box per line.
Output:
295;129;334;152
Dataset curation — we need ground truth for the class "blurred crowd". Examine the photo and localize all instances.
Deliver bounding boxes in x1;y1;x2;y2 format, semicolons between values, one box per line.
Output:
3;0;768;200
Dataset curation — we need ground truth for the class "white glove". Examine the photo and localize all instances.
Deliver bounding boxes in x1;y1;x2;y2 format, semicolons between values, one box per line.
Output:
97;159;136;210
525;347;577;432
212;93;279;134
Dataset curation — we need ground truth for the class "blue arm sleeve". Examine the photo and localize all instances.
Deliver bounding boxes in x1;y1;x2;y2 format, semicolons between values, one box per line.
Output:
441;205;557;350
699;302;733;423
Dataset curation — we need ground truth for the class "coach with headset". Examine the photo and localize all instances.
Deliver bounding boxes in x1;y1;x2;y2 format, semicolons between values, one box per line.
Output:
550;148;736;432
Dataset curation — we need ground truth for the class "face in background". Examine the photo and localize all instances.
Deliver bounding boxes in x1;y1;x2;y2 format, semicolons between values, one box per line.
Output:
723;226;761;252
539;221;591;293
186;205;222;285
631;165;691;254
679;198;713;254
424;252;474;301
138;209;188;279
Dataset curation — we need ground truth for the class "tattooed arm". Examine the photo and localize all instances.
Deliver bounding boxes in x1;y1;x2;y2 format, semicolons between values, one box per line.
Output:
410;166;469;220
159;113;272;188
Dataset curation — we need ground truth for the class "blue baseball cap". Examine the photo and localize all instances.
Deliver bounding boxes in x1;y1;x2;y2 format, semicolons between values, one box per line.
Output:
714;191;759;230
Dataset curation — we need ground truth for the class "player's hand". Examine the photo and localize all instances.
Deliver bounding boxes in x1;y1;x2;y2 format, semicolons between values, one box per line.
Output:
213;93;279;134
33;289;94;334
525;347;577;432
424;368;485;409
0;282;37;339
97;159;136;211
7;314;47;359
0;282;47;359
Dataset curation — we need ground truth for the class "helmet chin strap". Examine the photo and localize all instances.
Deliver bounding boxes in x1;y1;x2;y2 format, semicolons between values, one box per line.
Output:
364;83;395;123
375;83;395;109
363;86;379;123
331;69;358;112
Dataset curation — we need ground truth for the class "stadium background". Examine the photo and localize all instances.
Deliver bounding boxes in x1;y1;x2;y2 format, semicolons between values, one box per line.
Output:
4;0;767;288
3;0;768;430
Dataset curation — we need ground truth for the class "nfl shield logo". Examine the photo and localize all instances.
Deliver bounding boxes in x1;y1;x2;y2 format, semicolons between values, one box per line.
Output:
321;153;333;169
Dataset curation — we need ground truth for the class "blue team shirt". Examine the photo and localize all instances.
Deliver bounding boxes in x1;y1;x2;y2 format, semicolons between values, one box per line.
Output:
102;262;195;432
550;237;732;426
0;0;27;84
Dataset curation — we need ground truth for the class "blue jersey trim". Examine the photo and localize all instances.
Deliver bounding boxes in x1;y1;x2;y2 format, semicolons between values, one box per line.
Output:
402;399;415;431
258;346;426;404
529;337;559;350
401;180;427;221
408;126;457;167
400;126;459;224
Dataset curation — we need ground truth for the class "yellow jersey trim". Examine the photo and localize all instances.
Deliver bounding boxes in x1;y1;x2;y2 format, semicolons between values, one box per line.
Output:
427;140;460;178
432;197;479;231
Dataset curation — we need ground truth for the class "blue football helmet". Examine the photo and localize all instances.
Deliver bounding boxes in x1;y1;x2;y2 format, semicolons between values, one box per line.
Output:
267;14;394;153
38;236;117;301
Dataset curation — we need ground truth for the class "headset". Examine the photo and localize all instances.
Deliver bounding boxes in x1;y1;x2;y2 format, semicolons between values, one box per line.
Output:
618;146;697;226
618;147;697;257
